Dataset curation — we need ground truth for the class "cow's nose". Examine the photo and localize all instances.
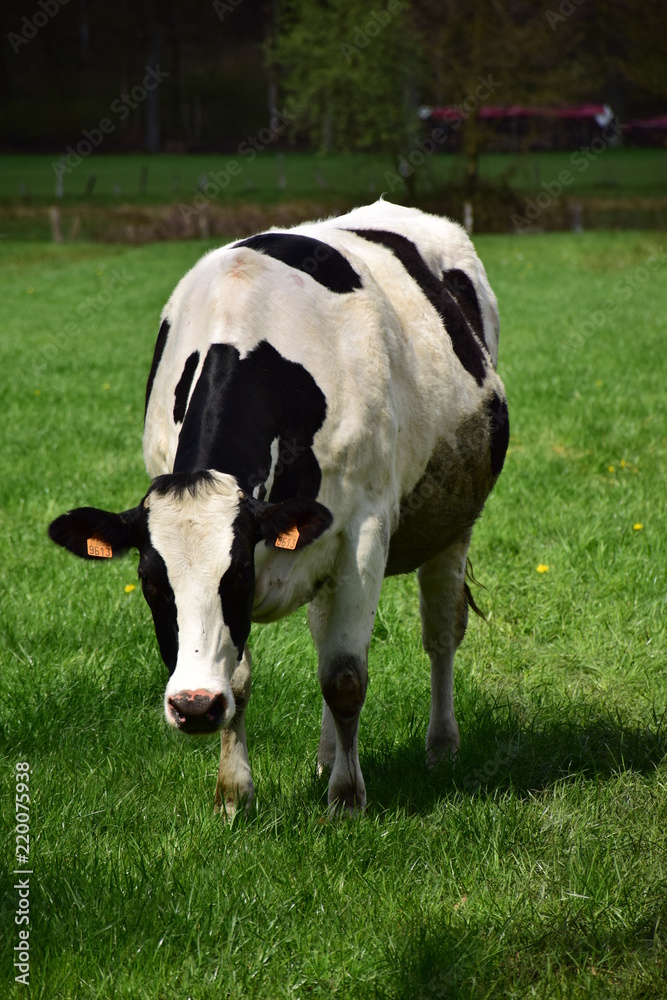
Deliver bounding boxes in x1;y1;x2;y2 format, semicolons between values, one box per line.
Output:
167;689;227;733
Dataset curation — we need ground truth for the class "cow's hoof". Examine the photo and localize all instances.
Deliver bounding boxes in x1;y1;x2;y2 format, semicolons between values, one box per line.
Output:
214;782;254;822
426;744;458;770
327;781;366;817
426;726;460;769
214;797;239;822
426;740;460;771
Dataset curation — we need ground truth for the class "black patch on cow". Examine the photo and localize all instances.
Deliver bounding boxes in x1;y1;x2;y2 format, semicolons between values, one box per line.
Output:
321;653;368;721
138;543;179;676
174;340;327;502
488;392;509;478
173;351;200;425
234;232;362;295
441;268;486;348
145;317;171;418
150;470;217;501
218;506;257;661
345;228;487;386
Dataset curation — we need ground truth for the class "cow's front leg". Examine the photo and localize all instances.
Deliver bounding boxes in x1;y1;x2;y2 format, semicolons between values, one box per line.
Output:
309;512;388;814
320;652;368;813
214;646;254;819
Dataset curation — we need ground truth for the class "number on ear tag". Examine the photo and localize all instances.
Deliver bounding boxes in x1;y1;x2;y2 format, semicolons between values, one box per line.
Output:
275;526;299;550
87;538;113;558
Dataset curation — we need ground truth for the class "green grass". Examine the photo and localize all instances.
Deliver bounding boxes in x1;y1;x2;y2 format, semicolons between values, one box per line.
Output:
1;148;666;205
1;230;666;998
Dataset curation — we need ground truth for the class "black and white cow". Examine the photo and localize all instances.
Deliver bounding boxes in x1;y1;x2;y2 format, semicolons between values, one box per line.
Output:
49;200;508;816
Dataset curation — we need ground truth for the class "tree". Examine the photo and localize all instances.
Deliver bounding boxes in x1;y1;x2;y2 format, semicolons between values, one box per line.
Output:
271;0;421;154
597;0;667;108
411;0;608;195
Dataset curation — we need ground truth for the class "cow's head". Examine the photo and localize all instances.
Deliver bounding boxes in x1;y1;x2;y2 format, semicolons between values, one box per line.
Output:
49;470;332;734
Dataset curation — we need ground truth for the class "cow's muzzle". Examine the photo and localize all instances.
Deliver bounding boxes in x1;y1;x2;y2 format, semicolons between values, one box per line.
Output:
167;689;227;734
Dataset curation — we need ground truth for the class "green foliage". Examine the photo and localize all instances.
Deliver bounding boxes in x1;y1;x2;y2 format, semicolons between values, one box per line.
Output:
271;0;420;153
1;231;666;997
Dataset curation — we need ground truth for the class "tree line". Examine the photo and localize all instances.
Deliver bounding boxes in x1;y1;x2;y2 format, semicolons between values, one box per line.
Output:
1;0;665;157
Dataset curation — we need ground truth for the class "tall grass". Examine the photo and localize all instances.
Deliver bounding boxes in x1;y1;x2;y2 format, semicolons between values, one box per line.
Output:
1;229;665;998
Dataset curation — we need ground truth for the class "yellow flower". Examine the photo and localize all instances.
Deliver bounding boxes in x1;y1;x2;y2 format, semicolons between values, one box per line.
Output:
536;564;549;573
633;523;643;531
102;382;111;390
124;584;136;593
607;465;615;473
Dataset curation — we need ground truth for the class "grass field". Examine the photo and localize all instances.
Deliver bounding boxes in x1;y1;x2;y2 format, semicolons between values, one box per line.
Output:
1;148;665;243
1;228;666;998
1;148;666;205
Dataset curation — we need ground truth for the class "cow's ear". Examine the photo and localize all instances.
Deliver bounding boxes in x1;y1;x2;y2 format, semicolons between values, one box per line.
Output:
48;505;144;561
248;497;333;551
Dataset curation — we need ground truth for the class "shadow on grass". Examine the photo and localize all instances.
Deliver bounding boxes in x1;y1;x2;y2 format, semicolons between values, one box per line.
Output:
7;662;666;824
374;899;667;1000
363;693;667;816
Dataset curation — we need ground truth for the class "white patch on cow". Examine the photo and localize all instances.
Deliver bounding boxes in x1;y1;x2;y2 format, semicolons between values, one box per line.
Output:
251;436;280;501
146;471;243;725
264;437;280;499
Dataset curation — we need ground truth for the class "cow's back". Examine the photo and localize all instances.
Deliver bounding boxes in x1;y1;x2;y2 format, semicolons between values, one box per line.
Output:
144;201;507;573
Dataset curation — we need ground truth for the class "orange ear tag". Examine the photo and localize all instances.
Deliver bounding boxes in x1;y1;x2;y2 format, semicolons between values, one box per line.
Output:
87;538;113;558
275;526;299;550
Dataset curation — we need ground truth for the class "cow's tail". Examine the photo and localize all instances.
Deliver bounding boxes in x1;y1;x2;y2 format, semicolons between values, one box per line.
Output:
464;558;487;621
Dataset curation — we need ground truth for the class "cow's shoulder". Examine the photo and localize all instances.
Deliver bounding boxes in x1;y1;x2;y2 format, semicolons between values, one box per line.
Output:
313;201;500;366
231;231;362;295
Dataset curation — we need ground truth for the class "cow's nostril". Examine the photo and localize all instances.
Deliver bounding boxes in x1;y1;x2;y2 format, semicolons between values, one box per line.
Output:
167;689;227;733
206;692;226;725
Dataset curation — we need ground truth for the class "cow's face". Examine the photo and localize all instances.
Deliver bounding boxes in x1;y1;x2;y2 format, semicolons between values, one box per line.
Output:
49;471;332;734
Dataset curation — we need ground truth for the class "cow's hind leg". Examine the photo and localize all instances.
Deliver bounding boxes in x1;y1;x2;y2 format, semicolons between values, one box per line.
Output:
214;646;254;819
418;537;472;767
309;512;388;814
307;605;336;775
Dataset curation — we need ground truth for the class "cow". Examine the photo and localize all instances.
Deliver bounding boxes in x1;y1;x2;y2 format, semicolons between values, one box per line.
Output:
49;199;509;817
